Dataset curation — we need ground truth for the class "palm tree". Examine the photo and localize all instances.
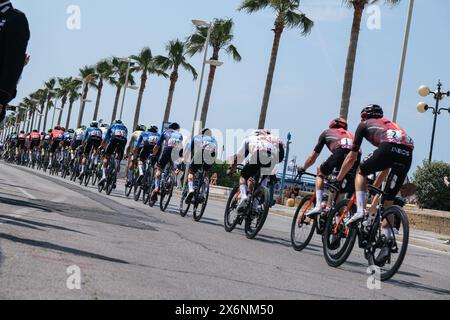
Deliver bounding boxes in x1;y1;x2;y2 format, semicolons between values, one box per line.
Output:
130;48;168;130
109;57;136;123
22;97;38;131
339;0;400;119
66;78;82;129
188;18;241;128
77;66;97;128
42;78;57;130
155;40;198;123
30;89;47;131
93;60;113;121
238;0;313;129
56;77;74;126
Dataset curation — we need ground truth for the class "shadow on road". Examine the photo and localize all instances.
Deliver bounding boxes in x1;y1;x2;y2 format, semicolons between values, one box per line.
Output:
0;196;52;212
0;219;43;231
389;279;450;296
0;233;130;265
0;215;88;235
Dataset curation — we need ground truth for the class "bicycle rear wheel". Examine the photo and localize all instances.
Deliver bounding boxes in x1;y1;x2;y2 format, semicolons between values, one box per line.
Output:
193;179;209;222
367;206;409;281
323;199;357;268
160;174;174;212
179;185;191;217
245;187;270;239
291;195;317;252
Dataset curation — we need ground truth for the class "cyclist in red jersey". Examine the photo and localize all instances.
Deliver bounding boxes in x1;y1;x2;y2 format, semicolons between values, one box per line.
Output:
16;130;26;158
48;125;64;168
336;105;414;226
298;118;360;217
28;129;41;161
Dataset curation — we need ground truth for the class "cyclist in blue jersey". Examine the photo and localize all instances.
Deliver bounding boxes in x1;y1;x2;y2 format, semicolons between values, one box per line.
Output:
183;128;218;200
151;122;184;200
100;119;128;183
79;121;103;177
132;125;160;184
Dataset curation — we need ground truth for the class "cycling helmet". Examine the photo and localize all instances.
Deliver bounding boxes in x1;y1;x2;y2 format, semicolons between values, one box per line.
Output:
90;121;99;128
54;125;62;131
68;129;75;134
169;122;180;130
20;130;24;134
100;123;109;128
113;119;123;125
80;125;87;130
329;118;348;130
48;129;53;133
253;129;270;136
32;129;38;133
361;104;384;121
201;128;212;136
148;125;158;133
135;124;146;132
40;131;45;135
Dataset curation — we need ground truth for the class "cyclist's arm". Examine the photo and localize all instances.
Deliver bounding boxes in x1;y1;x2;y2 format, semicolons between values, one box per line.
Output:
302;151;319;171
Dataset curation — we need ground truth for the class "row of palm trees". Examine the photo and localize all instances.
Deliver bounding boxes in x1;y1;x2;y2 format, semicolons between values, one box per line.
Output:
2;0;401;139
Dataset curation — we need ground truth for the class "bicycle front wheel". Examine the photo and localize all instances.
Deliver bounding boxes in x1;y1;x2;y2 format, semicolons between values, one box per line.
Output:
291;195;317;252
193;180;209;222
244;187;270;239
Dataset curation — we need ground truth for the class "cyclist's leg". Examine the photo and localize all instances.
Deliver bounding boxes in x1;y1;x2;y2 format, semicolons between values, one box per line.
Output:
115;140;126;174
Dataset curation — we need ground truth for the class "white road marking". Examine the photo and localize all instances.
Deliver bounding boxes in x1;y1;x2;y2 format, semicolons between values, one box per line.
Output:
18;187;36;200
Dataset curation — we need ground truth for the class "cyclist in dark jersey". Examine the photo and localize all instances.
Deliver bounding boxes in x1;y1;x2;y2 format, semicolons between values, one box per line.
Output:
298;118;360;217
336;105;414;226
28;129;41;160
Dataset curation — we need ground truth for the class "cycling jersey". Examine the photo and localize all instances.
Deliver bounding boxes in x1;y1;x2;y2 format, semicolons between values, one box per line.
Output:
63;132;74;142
314;128;354;154
100;127;108;140
105;123;128;143
156;129;184;169
29;132;40;141
17;132;26;140
74;128;84;141
352;118;414;152
83;127;103;142
50;129;64;142
187;134;218;173
129;130;143;150
136;131;160;149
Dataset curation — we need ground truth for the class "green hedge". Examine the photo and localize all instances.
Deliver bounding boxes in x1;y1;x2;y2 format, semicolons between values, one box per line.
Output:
412;160;450;211
209;161;240;188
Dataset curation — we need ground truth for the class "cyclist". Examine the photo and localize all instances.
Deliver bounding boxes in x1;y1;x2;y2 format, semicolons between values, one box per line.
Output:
151;122;184;201
71;125;85;163
126;124;146;187
28;129;41;163
183;128;218;201
16;130;26;161
80;121;103;178
228;129;285;212
48;125;64;168
134;125;160;184
297;118;360;218
99;119;128;184
335;104;414;233
100;123;109;140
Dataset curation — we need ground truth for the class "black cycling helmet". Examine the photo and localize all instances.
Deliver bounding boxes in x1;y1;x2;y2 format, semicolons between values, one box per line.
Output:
90;121;99;128
148;125;158;133
32;129;38;133
361;104;384;121
40;131;45;135
135;124;146;132
169;122;180;130
54;125;62;131
329;118;348;130
100;123;109;128
48;129;53;133
113;119;123;125
20;130;24;134
201;128;212;136
68;129;75;134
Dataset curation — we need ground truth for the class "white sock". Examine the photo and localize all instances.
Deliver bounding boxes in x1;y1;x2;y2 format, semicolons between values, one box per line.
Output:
139;165;144;176
240;184;248;199
315;189;324;208
81;165;85;173
102;168;106;178
155;178;160;189
356;191;367;214
188;181;194;192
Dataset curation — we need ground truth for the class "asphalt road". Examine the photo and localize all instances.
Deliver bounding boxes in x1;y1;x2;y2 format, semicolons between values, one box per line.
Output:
0;162;449;300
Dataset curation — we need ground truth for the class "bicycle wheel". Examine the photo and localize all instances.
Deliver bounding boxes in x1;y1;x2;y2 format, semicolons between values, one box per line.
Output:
133;183;142;201
160;174;174;212
245;187;270;239
179;185;191;217
193;179;209;222
106;180;114;195
322;199;358;268
291;195;317;252
84;172;91;186
367;206;409;281
224;186;241;233
125;176;134;198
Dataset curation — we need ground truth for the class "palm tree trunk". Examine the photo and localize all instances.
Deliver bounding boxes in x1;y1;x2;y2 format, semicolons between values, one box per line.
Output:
200;50;219;128
339;1;365;120
38;102;44;131
43;98;51;131
57;96;67;126
93;78;103;121
111;86;122;123
163;66;179;123
26;111;32;132
30;110;35;132
259;20;284;129
77;86;89;128
133;72;147;130
66;99;75;129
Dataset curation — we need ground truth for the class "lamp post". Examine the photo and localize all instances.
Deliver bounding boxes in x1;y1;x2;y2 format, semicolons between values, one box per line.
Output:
118;58;137;121
417;80;450;162
51;97;60;128
280;132;292;198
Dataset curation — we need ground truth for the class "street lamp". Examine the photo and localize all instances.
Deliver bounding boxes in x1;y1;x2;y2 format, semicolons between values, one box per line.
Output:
417;80;450;162
118;57;137;121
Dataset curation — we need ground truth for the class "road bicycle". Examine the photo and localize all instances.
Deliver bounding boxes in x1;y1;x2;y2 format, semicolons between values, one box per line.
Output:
224;165;270;239
159;161;176;212
179;165;210;222
323;183;409;281
98;152;118;195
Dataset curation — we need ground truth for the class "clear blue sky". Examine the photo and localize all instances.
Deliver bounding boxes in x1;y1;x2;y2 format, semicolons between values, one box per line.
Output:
12;0;450;174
